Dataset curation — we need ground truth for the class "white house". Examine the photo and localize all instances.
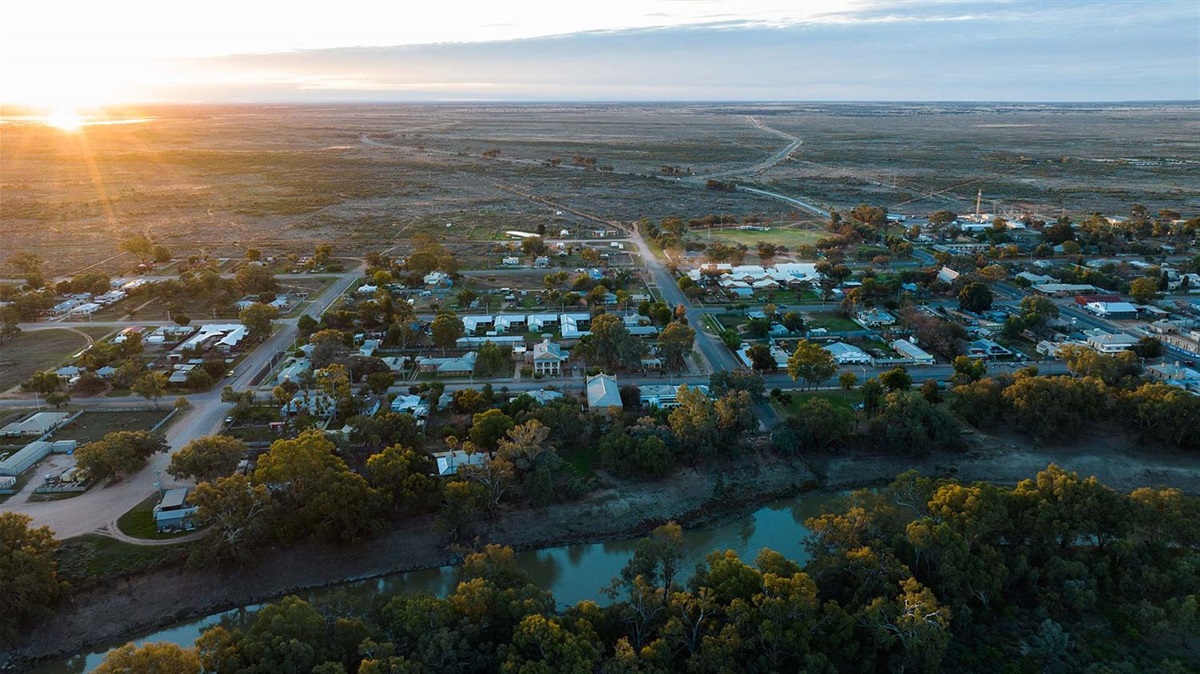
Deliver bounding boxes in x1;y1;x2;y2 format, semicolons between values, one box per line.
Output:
639;384;709;409
432;450;488;477
531;339;567;376
1085;330;1138;354
823;342;872;365
890;338;936;365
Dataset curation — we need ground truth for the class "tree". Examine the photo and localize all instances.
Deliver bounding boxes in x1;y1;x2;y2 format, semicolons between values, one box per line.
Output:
950;356;986;385
839;371;858;396
744;342;772;369
657;322;695;372
24;370;61;396
720;329;742;350
120;234;155;260
474;340;509;377
365;371;395;395
787;340;836;389
74;431;168;482
168;435;247;483
439;479;485;541
0;512;61;644
94;642;200;674
957;282;994;313
253;430;386;544
239;302;279;342
708;368;766;402
780;311;805;334
1129;276;1160;304
366;445;440;511
865;578;953;673
585;314;646;370
1003;375;1107;440
775;398;854;452
6;251;44;286
430;312;465;354
668;385;721;456
879;367;913;392
1019;295;1059;328
470;408;517;452
235;264;278;295
868;392;963;455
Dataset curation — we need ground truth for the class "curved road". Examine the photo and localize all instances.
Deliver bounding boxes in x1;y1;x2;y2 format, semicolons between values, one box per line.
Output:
0;267;361;540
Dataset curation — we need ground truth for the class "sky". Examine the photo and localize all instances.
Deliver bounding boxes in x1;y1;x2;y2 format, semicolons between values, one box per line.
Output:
1;0;1198;107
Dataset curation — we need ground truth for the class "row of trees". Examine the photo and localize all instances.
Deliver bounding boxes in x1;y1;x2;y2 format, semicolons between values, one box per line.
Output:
87;466;1200;672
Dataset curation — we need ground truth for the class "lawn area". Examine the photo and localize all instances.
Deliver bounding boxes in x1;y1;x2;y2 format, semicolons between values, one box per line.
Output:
52;410;174;445
117;492;194;540
769;389;863;417
0;327;109;392
708;226;826;250
805;314;863;332
53;533;192;592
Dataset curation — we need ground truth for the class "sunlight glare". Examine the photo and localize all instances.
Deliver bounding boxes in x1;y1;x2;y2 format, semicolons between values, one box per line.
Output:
45;108;85;132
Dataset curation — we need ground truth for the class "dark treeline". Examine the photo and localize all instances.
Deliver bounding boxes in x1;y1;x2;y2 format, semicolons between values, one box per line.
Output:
86;466;1198;674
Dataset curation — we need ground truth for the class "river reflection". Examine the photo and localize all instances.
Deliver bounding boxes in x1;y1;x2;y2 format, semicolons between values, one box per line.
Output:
34;491;839;674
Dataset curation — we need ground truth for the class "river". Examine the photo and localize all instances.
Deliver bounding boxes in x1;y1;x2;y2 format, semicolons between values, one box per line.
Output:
34;491;841;673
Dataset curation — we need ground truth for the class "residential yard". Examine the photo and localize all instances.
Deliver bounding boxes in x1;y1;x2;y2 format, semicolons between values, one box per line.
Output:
0;327;110;392
51;410;175;445
117;493;195;540
769;389;864;417
805;314;863;332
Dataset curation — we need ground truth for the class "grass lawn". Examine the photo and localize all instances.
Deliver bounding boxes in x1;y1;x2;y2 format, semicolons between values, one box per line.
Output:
708;227;826;250
54;533;192;591
0;328;99;391
52;410;174;445
117;492;194;540
805;314;863;332
770;389;863;417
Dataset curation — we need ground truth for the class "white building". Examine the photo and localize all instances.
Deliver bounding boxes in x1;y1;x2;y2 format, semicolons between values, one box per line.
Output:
890;338;936;365
531;339;567;376
1085;330;1138;354
823;342;872;365
586;373;623;412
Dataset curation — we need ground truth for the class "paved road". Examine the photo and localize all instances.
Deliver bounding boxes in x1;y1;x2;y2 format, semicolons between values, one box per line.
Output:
0;267;361;539
692;116;802;181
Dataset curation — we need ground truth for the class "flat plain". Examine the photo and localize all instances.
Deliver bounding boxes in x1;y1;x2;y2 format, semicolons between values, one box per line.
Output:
2;102;1196;275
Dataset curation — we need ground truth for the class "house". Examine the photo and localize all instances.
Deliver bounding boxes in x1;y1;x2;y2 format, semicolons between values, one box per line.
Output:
502;256;521;266
390;394;430;419
154;488;198;533
823;342;872;365
1016;271;1056;285
1031;283;1100;297
965;339;1015;360
534;256;550;268
586;373;623;412
423;271;450;286
890;339;936;365
281;391;337;420
510;389;564;405
639;384;709;409
936;266;961;284
462;315;494;334
531;339;567;376
855;308;896;328
1036;339;1088;358
560;313;592;339
494;314;527;333
0;412;71;438
359;339;381;357
1146;363;1200;383
1084;301;1139;320
415;352;477;376
432;450;488;477
1084;330;1139;354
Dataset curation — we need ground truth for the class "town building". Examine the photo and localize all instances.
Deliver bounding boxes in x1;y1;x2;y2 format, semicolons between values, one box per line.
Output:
586;373;623;412
531;339;567;376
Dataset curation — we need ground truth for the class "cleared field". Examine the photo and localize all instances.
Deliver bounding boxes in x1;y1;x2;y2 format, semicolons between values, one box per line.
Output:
52;410;174;445
0;327;109;392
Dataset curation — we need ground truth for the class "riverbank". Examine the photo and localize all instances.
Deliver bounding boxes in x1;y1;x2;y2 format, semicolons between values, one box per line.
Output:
12;428;1200;671
9;455;819;670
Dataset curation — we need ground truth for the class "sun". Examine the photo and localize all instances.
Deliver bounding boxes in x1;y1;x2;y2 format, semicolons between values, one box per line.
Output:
45;108;85;132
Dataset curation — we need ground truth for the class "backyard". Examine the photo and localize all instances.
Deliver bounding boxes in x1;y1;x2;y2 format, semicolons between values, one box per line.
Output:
51;410;175;445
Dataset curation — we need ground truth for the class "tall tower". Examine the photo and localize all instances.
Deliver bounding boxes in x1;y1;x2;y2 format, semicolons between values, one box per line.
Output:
975;189;982;217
